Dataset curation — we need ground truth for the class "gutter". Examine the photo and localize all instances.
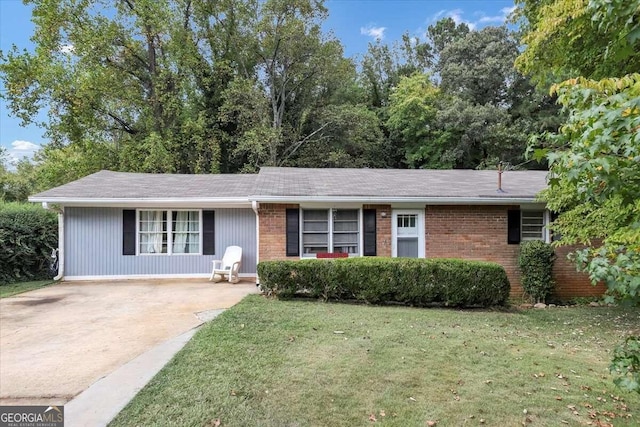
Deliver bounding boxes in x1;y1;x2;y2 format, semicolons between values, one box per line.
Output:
28;197;251;207
247;196;539;205
251;201;260;287
42;202;64;281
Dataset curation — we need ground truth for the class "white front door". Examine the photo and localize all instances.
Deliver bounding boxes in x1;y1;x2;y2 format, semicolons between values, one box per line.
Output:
392;210;425;258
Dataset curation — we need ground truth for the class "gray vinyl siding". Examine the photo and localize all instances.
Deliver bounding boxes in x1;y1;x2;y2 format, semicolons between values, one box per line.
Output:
64;207;257;277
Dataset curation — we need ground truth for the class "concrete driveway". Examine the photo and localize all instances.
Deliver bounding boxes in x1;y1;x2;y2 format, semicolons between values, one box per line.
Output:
0;279;259;406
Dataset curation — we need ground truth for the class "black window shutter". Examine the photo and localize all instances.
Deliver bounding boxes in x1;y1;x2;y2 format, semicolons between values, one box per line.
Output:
203;210;215;255
507;209;521;244
122;210;136;255
286;209;300;256
363;209;377;256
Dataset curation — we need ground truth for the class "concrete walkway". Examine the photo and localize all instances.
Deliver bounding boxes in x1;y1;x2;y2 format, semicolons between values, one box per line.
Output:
65;309;225;427
1;280;258;406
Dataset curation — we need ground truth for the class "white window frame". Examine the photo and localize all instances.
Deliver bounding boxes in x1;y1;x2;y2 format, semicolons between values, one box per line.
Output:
300;208;361;258
136;209;203;256
520;209;550;243
391;209;425;258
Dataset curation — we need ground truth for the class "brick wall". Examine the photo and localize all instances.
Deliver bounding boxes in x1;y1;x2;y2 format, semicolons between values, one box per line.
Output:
424;205;600;299
364;204;392;257
425;205;522;294
552;245;606;298
257;203;602;299
258;203;300;262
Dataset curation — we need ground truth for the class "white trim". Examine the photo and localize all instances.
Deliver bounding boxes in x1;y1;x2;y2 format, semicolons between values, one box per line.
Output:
28;197;251;208
136;209;203;256
544;210;551;244
392;209;425;258
63;273;256;281
252;196;538;205
252;201;260;284
30;196;540;207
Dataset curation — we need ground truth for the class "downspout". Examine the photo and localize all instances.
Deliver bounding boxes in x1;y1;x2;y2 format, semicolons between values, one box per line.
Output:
43;202;64;281
251;201;260;287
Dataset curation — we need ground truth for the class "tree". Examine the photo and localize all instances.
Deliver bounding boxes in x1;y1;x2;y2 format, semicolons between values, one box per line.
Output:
431;25;557;169
295;103;387;168
518;0;640;393
0;0;259;180
386;73;447;168
514;0;640;84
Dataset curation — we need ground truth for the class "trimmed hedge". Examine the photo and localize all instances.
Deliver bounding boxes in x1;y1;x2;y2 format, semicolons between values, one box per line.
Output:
0;202;58;284
257;257;510;307
518;240;556;303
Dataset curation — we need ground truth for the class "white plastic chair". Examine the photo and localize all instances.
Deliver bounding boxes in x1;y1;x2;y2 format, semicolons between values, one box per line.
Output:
210;246;242;283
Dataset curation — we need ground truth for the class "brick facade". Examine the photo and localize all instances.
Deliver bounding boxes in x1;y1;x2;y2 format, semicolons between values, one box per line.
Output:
552;245;606;298
258;203;300;262
424;205;601;298
258;203;602;299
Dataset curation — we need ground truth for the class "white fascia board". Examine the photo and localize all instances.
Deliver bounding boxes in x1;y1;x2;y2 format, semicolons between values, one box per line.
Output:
249;196;540;205
28;197;252;208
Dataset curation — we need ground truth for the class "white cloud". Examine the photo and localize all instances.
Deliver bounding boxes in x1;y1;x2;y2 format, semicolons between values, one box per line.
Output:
429;8;476;30
477;15;505;24
4;140;41;166
475;6;517;25
431;9;447;21
360;25;386;41
12;140;40;151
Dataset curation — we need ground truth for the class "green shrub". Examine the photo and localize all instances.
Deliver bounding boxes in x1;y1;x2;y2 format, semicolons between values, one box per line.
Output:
257;257;510;307
518;240;556;303
610;336;640;394
0;202;58;284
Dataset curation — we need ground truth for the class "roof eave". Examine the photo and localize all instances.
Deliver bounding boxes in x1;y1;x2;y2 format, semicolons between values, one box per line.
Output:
249;195;542;205
27;197;253;208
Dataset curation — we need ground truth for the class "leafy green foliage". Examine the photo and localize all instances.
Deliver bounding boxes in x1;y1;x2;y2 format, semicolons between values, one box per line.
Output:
0;202;57;284
518;240;556;303
258;257;510;307
519;0;640;393
611;336;640;393
535;75;640;307
386;74;445;168
514;0;640;84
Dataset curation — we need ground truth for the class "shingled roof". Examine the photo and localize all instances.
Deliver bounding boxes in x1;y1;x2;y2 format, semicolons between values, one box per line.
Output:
30;167;548;204
252;167;547;199
30;170;258;200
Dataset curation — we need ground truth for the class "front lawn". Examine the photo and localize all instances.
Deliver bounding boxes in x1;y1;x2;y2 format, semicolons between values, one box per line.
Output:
0;280;55;298
111;296;639;426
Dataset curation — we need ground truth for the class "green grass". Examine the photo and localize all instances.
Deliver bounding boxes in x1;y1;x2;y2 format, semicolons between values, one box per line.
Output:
111;295;640;427
0;280;55;298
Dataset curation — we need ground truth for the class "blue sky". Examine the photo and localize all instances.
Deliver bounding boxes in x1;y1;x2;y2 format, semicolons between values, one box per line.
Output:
0;0;515;165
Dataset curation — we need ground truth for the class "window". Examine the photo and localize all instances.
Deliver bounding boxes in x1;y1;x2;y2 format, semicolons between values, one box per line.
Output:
172;211;200;254
302;209;359;256
521;210;546;242
138;210;201;255
139;210;167;254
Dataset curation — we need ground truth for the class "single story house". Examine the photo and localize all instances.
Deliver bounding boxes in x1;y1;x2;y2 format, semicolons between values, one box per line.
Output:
29;167;604;298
